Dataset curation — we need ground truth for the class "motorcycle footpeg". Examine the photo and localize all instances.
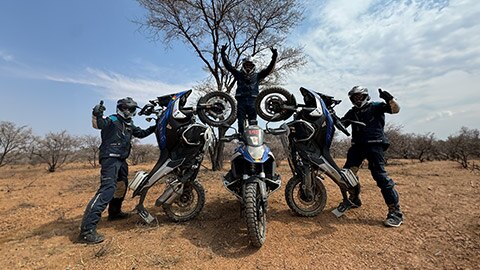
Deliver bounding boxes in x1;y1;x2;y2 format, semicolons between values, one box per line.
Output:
134;205;157;225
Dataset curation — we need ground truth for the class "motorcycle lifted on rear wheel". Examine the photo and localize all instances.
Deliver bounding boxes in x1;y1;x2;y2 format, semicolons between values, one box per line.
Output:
128;90;237;223
255;87;360;218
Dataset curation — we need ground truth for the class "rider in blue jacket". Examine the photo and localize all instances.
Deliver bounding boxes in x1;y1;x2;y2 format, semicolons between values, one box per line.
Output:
221;45;277;134
340;86;403;227
78;97;155;244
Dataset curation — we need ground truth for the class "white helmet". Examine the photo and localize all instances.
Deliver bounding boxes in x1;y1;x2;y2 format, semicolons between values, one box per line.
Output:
348;86;370;108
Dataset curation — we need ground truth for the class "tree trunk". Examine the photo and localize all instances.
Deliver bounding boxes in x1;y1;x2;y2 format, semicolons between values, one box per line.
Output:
211;127;227;171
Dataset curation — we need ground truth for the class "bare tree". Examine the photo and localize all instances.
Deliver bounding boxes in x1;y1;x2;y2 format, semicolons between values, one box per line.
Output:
129;138;159;165
137;0;306;170
411;132;437;162
331;136;350;159
0;121;32;167
383;123;409;163
442;127;480;169
79;135;101;168
31;131;80;172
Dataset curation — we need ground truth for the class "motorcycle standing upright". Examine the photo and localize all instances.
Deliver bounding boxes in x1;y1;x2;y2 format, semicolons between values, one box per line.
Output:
221;119;286;247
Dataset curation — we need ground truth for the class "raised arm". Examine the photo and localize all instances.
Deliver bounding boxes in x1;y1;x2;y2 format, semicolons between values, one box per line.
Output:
132;124;156;139
221;45;239;75
92;101;110;129
378;89;400;114
258;48;278;80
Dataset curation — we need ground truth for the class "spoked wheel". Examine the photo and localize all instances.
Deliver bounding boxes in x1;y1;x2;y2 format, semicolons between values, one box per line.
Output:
285;176;327;217
162;180;205;222
244;182;266;247
255;87;296;122
197;91;237;127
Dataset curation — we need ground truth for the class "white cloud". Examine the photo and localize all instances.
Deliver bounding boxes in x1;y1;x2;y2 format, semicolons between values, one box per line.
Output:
45;67;194;102
418;110;453;123
285;0;480;138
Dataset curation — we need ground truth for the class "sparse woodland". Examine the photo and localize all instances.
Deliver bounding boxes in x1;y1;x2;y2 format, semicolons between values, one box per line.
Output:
1;121;479;172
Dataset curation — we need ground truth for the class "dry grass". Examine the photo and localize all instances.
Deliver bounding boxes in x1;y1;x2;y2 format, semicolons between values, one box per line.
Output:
0;160;478;269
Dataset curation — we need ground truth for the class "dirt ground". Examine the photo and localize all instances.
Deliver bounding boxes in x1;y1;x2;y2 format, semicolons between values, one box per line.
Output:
0;159;478;270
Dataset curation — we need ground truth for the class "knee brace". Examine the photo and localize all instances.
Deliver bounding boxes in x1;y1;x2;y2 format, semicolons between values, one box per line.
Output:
113;181;127;199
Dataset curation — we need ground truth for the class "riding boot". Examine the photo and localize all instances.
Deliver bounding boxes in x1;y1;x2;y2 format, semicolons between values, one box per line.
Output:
77;229;105;244
384;204;403;227
349;183;362;208
108;198;130;221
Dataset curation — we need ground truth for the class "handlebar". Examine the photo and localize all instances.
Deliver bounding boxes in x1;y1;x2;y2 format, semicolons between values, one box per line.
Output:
138;104;155;116
265;127;288;136
331;114;351;137
219;133;240;142
345;119;366;127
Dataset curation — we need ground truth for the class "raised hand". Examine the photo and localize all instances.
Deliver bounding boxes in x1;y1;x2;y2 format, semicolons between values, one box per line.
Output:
378;88;394;102
93;100;106;116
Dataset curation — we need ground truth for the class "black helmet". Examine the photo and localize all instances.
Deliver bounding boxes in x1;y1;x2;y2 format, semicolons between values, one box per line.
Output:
348;86;370;108
116;97;139;120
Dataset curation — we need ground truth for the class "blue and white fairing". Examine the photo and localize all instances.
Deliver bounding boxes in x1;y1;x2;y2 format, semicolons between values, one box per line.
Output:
236;125;272;163
300;88;335;147
156;90;191;150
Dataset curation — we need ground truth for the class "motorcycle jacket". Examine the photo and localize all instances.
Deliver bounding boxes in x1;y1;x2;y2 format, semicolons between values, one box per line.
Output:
341;101;398;145
93;114;155;160
221;51;277;98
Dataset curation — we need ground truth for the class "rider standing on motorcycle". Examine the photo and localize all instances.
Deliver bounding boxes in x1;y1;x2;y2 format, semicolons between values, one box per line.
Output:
341;86;403;227
78;97;156;244
221;44;278;134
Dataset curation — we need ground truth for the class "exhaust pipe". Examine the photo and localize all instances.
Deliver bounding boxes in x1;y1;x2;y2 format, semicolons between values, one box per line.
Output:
155;180;184;206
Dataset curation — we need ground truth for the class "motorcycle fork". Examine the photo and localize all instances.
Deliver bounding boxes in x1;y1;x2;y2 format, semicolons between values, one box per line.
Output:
299;163;314;199
241;179;268;213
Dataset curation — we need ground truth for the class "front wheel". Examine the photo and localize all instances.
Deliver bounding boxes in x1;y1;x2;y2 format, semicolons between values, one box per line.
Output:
197;91;237;127
255;87;296;122
244;183;266;247
285;176;327;217
162;180;205;222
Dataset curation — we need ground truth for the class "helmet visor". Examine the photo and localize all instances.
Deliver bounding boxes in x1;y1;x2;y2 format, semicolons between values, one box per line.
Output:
242;61;255;73
350;93;368;107
119;105;137;113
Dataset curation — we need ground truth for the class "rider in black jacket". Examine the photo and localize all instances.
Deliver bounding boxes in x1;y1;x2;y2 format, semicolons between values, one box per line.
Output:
221;45;277;134
341;86;403;227
78;97;155;244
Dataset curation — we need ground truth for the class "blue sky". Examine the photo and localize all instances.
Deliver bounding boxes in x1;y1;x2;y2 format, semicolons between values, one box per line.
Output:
1;0;479;142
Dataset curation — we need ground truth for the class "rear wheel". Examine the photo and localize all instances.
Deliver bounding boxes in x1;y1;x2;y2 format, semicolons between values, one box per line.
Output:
162;180;205;222
244;183;266;247
256;87;296;121
197;91;237;127
285;176;327;217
